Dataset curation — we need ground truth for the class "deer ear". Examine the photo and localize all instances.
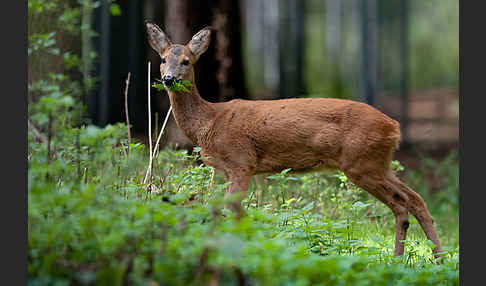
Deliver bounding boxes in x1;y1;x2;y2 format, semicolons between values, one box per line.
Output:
187;27;212;61
145;20;172;56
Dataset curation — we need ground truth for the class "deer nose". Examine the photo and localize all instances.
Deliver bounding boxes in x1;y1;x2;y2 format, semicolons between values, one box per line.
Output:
162;75;175;86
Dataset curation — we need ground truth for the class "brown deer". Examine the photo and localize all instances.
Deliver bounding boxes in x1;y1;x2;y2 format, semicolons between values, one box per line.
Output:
145;21;443;259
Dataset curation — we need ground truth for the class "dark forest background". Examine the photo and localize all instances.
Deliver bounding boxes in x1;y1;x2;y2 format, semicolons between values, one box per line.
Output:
29;0;459;155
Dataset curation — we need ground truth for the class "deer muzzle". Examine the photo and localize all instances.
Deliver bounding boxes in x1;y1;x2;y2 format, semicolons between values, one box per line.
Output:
162;75;176;88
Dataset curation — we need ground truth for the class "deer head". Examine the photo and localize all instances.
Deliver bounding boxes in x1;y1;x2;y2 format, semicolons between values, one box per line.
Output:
145;21;211;89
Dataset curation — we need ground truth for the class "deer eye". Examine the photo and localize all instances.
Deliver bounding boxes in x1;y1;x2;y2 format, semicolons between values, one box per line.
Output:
181;59;190;66
161;58;166;64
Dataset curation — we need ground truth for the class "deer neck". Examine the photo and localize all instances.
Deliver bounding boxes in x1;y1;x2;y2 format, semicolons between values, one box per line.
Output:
167;84;215;146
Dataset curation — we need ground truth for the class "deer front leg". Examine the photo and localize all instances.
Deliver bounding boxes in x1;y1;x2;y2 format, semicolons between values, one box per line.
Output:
224;168;252;217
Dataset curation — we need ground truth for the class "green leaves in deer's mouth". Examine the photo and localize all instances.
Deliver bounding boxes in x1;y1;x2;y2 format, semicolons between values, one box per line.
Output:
152;79;192;93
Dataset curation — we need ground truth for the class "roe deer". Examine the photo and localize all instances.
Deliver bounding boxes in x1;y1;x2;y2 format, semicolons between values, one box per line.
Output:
145;21;443;259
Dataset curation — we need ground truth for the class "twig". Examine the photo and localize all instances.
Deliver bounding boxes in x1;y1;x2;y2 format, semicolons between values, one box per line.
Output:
143;62;173;185
209;168;215;191
122;255;134;286
77;127;81;182
160;165;173;187
143;62;153;186
194;247;210;282
143;106;172;185
124;72;132;156
151;105;172;159
153;112;159;157
28;119;47;143
120;141;128;158
47;112;53;165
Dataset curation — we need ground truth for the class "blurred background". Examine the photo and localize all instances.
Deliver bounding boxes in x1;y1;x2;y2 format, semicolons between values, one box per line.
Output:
28;0;459;164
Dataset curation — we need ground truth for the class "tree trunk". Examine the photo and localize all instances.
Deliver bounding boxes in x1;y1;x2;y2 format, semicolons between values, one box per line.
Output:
361;0;378;106
151;0;248;150
278;0;306;99
263;0;280;98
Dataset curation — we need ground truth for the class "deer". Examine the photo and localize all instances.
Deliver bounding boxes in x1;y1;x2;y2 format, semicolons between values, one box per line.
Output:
145;20;444;260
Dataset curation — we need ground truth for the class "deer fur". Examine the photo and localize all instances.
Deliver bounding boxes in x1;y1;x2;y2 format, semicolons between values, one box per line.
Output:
145;21;443;259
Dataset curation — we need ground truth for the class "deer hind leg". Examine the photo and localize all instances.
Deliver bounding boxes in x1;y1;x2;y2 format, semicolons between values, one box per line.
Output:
345;170;410;256
347;168;443;258
387;173;444;259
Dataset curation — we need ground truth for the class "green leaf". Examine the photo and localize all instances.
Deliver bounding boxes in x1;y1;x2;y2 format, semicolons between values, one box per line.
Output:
153;79;193;94
109;4;121;16
181;80;192;87
426;239;437;249
152;82;166;92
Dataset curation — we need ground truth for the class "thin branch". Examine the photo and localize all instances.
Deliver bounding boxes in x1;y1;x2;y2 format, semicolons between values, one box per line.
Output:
194;247;210;283
142;63;173;186
143;62;153;185
77;127;81;182
124;72;132;156
47;112;53;165
143;106;172;185
28;119;47;143
148;63;153;159
153;112;159;158
152;105;172;159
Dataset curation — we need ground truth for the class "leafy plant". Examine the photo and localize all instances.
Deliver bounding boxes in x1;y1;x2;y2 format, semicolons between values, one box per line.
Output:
152;79;193;93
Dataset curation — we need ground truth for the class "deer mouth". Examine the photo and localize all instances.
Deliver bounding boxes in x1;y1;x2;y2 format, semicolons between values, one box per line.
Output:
159;78;193;93
162;76;176;88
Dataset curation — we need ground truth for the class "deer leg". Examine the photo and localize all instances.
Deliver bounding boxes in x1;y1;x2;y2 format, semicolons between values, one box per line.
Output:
387;174;444;259
381;176;411;257
224;169;252;217
393;209;410;257
345;171;410;257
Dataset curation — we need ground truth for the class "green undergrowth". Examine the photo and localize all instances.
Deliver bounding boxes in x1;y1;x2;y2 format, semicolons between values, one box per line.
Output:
28;123;459;285
28;2;458;284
